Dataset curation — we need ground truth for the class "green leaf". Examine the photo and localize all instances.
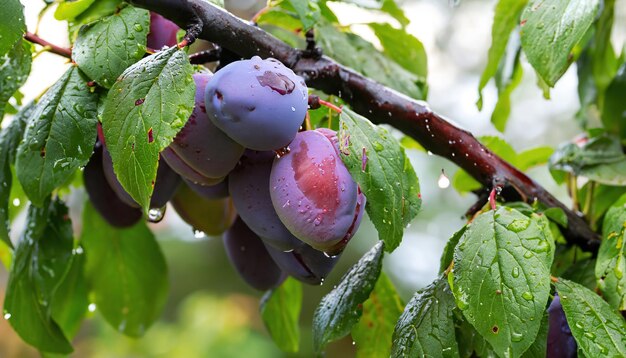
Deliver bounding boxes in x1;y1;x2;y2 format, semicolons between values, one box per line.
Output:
338;109;421;251
562;258;596;290
390;276;458;357
516;146;554;170
4;199;74;354
477;0;528;108
0;102;34;247
0;0;26;57
549;133;626;185
312;241;384;353
596;193;626;310
455;314;497;358
50;249;89;339
590;0;618;94
602;62;626;140
81;201;168;337
260;277;302;353
439;226;466;274
336;0;408;27
491;40;523;132
352;272;404;358
520;0;600;87
368;23;427;80
72;6;150;88
54;0;96;21
521;312;548;358
450;207;555;357
555;278;626;357
0;40;32;123
316;24;426;100
579;183;626;231
101;47;195;210
258;9;307;32
286;0;321;31
15;66;99;207
70;0;123;32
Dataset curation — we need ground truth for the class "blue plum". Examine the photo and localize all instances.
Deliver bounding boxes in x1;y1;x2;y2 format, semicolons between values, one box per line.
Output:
547;294;577;358
184;178;229;199
170;181;236;236
270;129;366;254
204;56;308;150
264;242;340;285
83;142;142;227
229;150;304;251
147;12;179;50
163;72;244;185
223;217;285;290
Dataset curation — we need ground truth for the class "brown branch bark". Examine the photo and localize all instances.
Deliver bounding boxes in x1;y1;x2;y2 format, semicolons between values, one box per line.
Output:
23;32;72;58
129;0;600;252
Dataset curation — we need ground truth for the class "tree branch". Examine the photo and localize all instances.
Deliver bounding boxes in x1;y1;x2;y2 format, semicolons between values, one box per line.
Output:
130;0;600;252
23;32;72;58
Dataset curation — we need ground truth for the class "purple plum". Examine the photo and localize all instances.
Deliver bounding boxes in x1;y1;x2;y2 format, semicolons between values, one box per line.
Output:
147;12;179;50
163;72;244;184
223;217;285;290
270;129;365;254
204;56;308;150
229;150;304;251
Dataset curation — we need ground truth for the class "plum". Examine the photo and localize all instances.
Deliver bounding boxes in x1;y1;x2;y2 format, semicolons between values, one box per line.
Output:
204;56;308;150
163;72;244;184
229;150;304;251
83;142;142;227
223;217;285;290
184;178;229;199
170;181;236;236
264;242;340;285
270;129;366;254
98;123;182;209
147;12;179;50
547;294;577;357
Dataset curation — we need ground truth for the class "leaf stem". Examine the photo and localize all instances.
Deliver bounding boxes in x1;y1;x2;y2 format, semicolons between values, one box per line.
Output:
583;181;595;224
489;187;497;210
318;99;342;113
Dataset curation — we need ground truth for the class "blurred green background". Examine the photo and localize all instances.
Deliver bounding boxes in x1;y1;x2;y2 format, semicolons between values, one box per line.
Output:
2;0;625;356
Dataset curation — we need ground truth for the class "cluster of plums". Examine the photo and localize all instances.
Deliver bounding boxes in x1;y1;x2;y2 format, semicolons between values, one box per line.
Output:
84;15;366;290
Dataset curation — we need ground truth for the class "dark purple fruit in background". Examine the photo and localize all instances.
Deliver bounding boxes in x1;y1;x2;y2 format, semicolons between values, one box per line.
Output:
270;130;366;254
204;56;308;151
547;294;577;358
147;12;179;50
184;177;229;200
163;72;244;184
265;242;340;285
98;124;182;209
229;150;304;251
83;142;142;227
223;217;285;290
170;181;236;236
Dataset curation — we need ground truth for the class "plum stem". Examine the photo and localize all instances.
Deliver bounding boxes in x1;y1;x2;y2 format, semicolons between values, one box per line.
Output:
177;19;203;49
127;0;600;253
23;32;71;58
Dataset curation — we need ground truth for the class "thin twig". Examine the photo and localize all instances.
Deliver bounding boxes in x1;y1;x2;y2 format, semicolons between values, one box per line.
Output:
23;32;72;58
